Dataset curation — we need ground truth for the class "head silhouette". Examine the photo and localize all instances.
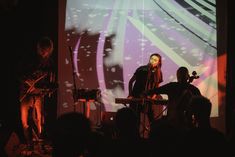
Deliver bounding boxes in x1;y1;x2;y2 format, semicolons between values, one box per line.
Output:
115;107;139;139
177;66;190;83
52;112;91;157
190;96;212;128
37;36;54;59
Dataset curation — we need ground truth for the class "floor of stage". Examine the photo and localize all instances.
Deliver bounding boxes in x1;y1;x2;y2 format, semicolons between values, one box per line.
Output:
5;137;53;157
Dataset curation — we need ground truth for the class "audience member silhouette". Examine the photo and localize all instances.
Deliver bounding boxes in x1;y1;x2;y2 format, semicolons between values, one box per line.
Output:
185;96;231;156
148;118;185;156
85;130;112;157
110;107;147;157
145;66;201;129
190;95;213;128
115;107;140;140
51;112;91;157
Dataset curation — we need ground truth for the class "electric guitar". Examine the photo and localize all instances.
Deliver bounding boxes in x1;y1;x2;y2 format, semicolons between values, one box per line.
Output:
19;71;48;102
19;70;57;102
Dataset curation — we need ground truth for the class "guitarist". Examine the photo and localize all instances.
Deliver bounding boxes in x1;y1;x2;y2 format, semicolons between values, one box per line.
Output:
19;36;56;149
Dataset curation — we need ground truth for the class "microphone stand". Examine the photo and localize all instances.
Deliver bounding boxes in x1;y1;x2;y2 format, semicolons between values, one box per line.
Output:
68;46;78;112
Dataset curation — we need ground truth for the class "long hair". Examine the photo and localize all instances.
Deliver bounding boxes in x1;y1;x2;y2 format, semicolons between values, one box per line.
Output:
146;53;163;90
150;53;163;83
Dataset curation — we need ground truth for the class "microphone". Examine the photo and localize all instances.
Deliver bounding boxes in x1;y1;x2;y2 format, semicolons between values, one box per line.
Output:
148;64;156;73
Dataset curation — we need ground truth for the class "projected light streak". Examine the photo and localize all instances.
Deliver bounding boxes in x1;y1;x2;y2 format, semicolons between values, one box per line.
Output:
96;33;107;91
96;10;115;92
157;0;216;47
73;38;81;75
195;0;216;12
106;0;130;34
184;0;215;21
177;0;216;25
141;11;212;60
128;16;196;68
